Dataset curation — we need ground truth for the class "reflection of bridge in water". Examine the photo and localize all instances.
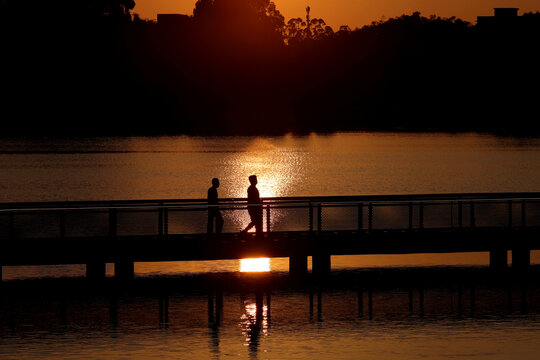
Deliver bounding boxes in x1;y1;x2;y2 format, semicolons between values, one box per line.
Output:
1;193;540;280
2;270;540;332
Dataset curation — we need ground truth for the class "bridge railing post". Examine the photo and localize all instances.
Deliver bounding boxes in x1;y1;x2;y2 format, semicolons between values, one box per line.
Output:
470;201;475;228
508;200;513;228
521;200;526;228
419;202;424;230
408;202;413;231
458;201;463;229
309;202;313;232
450;201;454;229
358;203;363;231
158;203;164;237
164;208;169;238
8;211;14;240
317;203;322;232
368;202;373;231
59;210;66;239
266;204;271;233
109;208;117;238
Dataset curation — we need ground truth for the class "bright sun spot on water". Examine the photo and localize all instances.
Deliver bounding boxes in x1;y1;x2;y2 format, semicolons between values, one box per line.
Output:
240;258;270;272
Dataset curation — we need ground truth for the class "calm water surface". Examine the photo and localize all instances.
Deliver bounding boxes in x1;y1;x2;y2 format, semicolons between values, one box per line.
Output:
2;132;540;359
2;132;540;202
2;285;540;359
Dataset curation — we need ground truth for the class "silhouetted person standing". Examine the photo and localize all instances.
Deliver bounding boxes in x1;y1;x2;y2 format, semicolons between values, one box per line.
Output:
241;175;263;235
207;178;224;234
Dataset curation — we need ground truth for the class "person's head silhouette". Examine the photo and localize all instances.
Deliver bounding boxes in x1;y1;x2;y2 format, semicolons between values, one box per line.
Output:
249;175;258;186
212;178;220;188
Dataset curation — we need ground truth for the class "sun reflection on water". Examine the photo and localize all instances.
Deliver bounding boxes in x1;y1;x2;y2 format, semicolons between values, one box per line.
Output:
227;137;307;199
241;299;269;353
239;258;270;272
226;138;308;231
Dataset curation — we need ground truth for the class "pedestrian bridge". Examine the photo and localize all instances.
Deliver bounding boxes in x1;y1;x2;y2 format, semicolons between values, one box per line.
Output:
1;193;539;279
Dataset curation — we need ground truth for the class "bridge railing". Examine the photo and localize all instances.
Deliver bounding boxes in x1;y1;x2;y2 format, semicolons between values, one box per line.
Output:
1;193;540;240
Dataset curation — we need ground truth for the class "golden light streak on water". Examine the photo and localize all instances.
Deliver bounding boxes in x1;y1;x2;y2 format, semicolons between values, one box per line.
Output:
239;258;271;272
228;137;306;199
241;300;269;348
226;137;306;230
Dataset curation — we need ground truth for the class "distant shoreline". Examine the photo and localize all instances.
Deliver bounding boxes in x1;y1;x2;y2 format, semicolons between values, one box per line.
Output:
2;128;540;139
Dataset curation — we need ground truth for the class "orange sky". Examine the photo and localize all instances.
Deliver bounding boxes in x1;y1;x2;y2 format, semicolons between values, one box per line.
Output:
134;0;540;29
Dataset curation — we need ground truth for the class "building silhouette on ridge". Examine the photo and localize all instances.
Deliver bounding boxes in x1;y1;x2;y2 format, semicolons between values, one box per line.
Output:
477;8;524;27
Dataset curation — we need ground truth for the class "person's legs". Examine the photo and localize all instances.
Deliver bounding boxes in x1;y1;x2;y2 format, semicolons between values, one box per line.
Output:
216;211;224;234
255;223;263;235
207;211;215;234
243;207;263;234
242;210;257;233
242;221;255;233
254;208;263;235
255;215;263;235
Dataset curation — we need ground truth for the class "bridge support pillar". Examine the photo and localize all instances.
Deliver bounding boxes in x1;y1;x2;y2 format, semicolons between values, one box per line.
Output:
489;249;507;271
512;248;530;272
86;262;106;280
312;254;331;276
289;255;308;277
115;260;134;280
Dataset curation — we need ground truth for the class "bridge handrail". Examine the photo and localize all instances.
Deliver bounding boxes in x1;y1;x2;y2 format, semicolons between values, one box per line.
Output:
1;192;540;213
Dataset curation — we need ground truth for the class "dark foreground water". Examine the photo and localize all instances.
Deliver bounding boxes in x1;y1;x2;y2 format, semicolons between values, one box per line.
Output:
2;269;540;360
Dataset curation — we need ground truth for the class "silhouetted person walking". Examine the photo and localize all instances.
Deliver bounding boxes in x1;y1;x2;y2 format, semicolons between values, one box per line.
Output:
241;175;263;235
207;178;224;234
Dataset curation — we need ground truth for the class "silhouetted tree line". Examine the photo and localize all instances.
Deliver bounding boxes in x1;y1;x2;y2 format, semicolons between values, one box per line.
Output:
1;1;540;136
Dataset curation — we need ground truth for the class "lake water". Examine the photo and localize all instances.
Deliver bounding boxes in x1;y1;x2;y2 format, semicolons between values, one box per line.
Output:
2;274;540;360
2;132;540;359
3;132;540;202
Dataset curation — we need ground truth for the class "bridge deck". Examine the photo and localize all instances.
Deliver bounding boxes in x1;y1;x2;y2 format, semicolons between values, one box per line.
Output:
1;193;540;277
2;227;539;266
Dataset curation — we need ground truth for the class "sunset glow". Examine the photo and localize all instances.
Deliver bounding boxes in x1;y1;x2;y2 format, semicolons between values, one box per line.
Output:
1;0;540;357
134;0;540;28
240;258;271;272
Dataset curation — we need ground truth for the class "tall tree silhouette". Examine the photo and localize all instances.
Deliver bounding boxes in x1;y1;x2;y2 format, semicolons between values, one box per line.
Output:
192;0;284;49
